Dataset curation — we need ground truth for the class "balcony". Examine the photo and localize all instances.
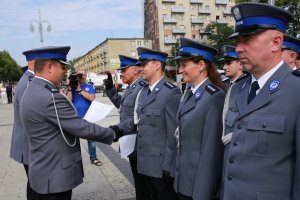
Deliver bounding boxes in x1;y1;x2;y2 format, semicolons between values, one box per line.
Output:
164;38;177;44
190;0;203;3
223;9;231;15
173;27;186;34
163;18;177;23
215;0;227;5
217;19;229;24
192;38;205;43
162;0;176;2
171;6;185;13
199;28;208;34
191;18;204;24
198;8;211;14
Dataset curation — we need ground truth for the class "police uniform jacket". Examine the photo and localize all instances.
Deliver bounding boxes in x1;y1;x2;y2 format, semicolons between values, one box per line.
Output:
222;63;300;200
10;70;34;165
106;77;145;134
173;79;225;199
136;76;181;177
20;77;115;194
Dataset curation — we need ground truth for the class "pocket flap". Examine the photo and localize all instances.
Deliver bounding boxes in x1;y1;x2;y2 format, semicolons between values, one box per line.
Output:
247;114;285;133
149;148;164;156
256;192;289;200
145;109;161;116
61;151;82;169
225;109;239;128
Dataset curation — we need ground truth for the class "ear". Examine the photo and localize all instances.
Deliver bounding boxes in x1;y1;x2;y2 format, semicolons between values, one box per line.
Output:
271;33;283;52
198;60;205;72
46;60;54;73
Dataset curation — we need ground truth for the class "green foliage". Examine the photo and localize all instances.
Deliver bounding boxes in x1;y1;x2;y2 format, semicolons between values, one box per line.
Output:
166;41;179;68
205;21;235;50
0;50;22;82
67;56;81;72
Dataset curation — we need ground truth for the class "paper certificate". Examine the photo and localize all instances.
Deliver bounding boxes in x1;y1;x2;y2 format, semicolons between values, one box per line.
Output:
83;101;114;123
119;134;137;159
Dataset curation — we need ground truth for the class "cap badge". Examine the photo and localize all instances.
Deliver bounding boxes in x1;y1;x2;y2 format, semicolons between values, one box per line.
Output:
233;7;242;21
269;80;280;91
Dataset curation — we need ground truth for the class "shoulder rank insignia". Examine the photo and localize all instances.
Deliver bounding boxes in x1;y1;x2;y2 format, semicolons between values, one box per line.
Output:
139;80;148;87
292;69;300;77
29;76;33;82
206;84;219;95
164;81;176;89
45;85;59;93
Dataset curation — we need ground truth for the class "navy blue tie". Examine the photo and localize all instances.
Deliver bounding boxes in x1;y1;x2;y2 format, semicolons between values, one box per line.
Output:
248;81;259;104
147;87;151;95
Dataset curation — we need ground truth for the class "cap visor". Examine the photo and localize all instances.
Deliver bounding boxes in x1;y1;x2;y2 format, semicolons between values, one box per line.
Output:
58;60;71;66
172;55;196;61
228;29;267;39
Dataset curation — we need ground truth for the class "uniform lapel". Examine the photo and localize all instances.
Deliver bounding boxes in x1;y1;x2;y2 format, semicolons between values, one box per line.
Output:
178;79;208;118
141;77;165;109
121;85;133;103
237;64;290;119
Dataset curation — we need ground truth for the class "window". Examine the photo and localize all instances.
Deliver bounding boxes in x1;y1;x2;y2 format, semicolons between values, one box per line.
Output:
205;5;209;11
180;25;185;29
137;41;142;46
131;51;136;56
163;14;167;19
216;16;220;20
192;35;196;39
191;25;195;30
190;5;194;11
144;40;148;46
191;15;195;20
130;41;135;47
206;15;210;20
179;14;184;20
162;4;166;10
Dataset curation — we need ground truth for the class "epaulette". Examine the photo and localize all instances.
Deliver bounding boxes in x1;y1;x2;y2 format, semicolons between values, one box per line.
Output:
164;81;176;89
292;69;300;77
45;85;59;93
206;84;220;95
235;73;250;83
139;80;148;87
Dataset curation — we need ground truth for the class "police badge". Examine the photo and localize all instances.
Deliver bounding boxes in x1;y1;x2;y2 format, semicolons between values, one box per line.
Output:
233;7;241;21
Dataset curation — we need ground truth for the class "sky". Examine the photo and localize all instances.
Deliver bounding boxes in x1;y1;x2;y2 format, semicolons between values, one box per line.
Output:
0;0;143;66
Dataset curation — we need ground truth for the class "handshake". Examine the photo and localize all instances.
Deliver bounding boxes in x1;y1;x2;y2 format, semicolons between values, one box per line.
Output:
109;125;124;142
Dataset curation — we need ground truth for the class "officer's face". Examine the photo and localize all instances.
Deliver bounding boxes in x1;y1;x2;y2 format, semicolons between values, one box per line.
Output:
120;66;138;84
236;30;283;78
179;59;205;85
140;60;159;82
52;61;67;86
223;60;242;80
281;49;297;69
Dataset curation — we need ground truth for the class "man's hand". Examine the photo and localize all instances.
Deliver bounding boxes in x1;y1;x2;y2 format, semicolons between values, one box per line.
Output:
162;170;173;184
104;72;114;90
110;125;123;142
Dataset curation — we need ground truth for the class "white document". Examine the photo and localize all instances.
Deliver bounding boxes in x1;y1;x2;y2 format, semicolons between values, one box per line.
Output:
83;101;114;123
119;134;137;159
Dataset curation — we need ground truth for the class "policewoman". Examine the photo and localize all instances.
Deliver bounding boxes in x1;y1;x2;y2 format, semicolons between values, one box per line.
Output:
173;37;225;200
105;55;150;200
222;3;300;200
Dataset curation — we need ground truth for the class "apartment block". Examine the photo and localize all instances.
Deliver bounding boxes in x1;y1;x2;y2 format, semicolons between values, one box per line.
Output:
143;0;236;55
74;38;152;74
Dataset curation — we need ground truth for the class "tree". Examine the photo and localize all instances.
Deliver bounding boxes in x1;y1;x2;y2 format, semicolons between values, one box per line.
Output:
205;22;235;50
234;0;300;37
0;50;22;82
67;56;81;72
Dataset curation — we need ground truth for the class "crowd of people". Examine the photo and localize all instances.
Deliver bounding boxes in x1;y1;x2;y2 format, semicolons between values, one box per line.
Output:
8;2;300;200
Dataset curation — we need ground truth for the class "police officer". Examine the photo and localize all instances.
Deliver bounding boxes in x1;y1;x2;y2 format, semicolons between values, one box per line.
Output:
172;38;225;200
222;3;300;200
10;47;37;200
19;46;122;200
114;47;181;200
104;55;150;200
281;34;300;70
219;45;245;91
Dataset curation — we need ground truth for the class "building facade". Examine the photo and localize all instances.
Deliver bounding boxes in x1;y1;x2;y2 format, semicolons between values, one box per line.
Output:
143;0;236;55
74;38;152;74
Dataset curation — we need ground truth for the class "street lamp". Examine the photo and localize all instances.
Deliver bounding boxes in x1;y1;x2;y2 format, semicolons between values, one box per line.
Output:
30;9;51;46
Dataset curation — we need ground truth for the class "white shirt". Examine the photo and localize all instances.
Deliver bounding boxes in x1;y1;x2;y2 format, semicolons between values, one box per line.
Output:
149;76;164;91
251;60;283;94
191;78;208;94
27;70;35;75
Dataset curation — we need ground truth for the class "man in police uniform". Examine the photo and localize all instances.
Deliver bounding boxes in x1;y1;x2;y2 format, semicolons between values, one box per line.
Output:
222;3;300;200
114;47;181;200
67;68;103;167
10;47;37;199
219;45;245;91
105;55;150;200
19;46;120;200
281;34;300;70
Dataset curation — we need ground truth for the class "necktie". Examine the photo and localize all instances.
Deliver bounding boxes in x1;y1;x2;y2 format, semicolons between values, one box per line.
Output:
147;87;151;95
248;81;260;104
185;90;193;102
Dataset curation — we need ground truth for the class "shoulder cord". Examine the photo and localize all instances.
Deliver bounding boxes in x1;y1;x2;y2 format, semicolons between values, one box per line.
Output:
51;93;77;147
222;85;233;145
133;88;144;128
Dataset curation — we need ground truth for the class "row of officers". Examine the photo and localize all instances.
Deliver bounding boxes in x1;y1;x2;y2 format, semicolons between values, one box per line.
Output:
9;2;300;200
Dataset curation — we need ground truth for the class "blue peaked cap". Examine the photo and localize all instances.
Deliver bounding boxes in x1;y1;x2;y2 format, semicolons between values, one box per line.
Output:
282;35;300;53
117;55;140;70
218;45;239;62
22;46;71;63
137;47;168;64
173;37;218;62
229;3;292;39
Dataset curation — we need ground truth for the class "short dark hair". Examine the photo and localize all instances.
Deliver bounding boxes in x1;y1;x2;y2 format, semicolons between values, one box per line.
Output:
34;59;51;73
